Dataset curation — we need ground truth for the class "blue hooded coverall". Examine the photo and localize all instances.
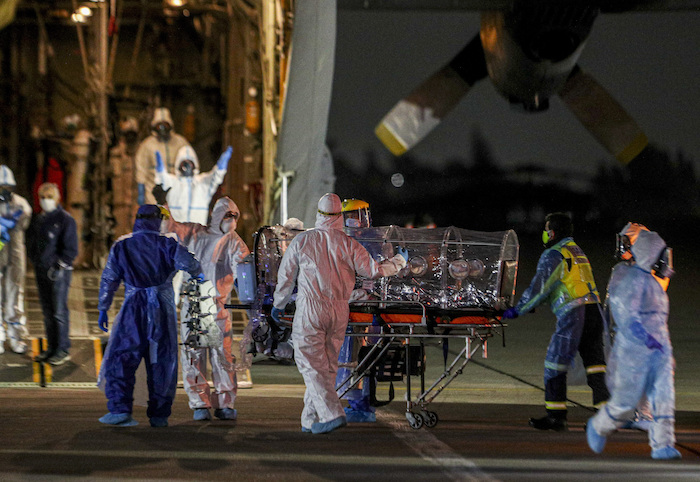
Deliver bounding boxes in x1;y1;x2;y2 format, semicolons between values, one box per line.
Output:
513;237;609;418
590;230;678;453
97;205;202;419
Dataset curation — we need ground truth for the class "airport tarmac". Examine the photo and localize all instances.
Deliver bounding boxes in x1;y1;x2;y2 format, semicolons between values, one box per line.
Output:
1;237;699;480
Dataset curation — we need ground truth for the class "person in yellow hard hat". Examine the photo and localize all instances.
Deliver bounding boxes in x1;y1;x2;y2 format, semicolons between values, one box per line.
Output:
336;198;380;423
341;198;371;229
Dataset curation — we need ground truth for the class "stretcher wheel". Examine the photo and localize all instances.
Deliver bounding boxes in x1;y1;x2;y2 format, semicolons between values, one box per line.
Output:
406;412;424;430
421;410;438;428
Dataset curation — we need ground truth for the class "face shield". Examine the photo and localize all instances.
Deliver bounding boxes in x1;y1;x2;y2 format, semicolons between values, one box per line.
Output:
615;222;649;261
342;199;371;228
178;159;196;177
615;233;633;261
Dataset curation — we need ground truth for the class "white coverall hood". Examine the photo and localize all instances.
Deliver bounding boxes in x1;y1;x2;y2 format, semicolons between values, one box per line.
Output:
315;193;344;231
0;165;16;187
174;146;200;176
151;107;174;127
210;197;240;234
631;230;666;273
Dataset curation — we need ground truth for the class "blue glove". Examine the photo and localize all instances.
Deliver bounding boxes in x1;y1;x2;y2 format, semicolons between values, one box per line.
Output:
155;151;165;173
271;307;284;324
0;225;9;243
137;184;145;206
502;307;519;319
0;217;15;230
98;310;109;332
217;146;233;170
645;334;663;352
0;209;21;230
397;247;409;262
195;273;205;282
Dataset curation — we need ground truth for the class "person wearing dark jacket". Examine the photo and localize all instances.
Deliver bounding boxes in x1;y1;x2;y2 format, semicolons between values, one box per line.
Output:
27;182;78;366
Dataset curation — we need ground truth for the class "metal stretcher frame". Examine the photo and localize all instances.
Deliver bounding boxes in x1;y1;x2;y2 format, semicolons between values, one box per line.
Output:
337;300;506;429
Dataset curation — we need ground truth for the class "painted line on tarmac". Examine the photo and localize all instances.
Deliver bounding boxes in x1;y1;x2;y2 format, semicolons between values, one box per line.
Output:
377;411;498;481
0;447;492;469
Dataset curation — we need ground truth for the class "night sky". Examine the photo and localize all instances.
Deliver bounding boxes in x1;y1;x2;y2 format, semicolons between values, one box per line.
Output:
328;9;700;179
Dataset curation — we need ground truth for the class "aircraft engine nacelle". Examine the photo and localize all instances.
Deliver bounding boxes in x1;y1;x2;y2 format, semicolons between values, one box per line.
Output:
480;4;599;112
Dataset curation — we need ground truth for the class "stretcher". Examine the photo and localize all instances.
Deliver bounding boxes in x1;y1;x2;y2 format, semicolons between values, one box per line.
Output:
230;224;519;428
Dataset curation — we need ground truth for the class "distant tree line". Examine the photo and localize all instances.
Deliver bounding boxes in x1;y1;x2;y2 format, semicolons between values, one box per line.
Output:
331;134;699;240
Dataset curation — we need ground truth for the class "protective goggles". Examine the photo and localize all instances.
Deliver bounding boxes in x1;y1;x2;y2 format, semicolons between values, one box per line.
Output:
223;211;239;220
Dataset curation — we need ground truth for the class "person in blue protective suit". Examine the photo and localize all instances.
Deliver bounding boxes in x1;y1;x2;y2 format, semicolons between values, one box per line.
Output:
156;186;251;422
0;165;32;355
503;212;609;431
27;183;78;366
605;222;669;433
587;230;681;460
96;204;203;428
154;146;230;224
272;193;408;434
336;198;379;423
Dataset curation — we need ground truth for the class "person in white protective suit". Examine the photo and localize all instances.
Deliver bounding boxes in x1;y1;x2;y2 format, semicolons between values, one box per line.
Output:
271;193;408;434
586;230;681;460
0;166;32;354
135;107;192;205
156;188;251;421
155;146;230;224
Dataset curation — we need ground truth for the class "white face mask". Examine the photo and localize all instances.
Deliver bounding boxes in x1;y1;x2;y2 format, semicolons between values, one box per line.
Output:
220;219;233;233
40;198;57;213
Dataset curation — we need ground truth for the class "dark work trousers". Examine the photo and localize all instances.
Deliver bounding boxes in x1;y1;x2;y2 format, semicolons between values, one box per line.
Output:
544;303;610;419
35;268;73;356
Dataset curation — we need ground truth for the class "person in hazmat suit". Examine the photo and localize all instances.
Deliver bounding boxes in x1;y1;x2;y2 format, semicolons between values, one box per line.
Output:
96;204;203;428
586;230;680;460
335;198;380;423
154;146;230;224
134;107;192;205
0;165;32;355
605;222;668;432
154;185;251;421
271;193;408;434
502;212;609;431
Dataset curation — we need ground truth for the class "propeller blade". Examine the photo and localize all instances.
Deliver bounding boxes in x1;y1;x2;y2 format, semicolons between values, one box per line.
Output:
375;34;487;156
560;66;648;165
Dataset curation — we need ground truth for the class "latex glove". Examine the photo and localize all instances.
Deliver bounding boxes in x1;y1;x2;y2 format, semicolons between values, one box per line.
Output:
152;184;171;205
155;151;165;173
629;321;662;351
645;334;663;352
195;273;205;282
98;310;109;333
502;307;519;319
0;209;21;230
137;184;145;206
271;307;284;324
397;247;409;262
217;146;233;170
